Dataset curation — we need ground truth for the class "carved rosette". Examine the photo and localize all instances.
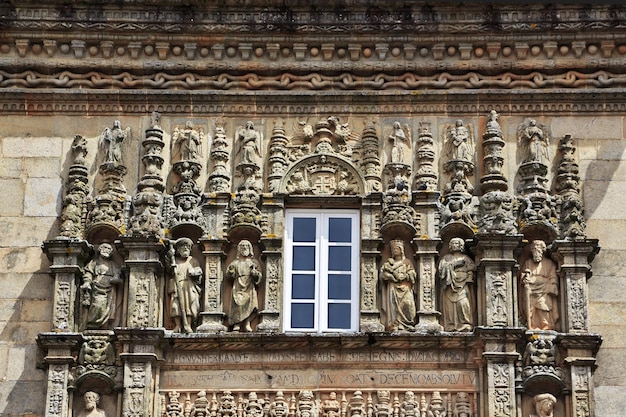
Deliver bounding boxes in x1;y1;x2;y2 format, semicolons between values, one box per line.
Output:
129;122;166;237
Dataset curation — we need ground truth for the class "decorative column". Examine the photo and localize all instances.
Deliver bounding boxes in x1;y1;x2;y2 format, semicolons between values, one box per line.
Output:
117;329;163;417
266;120;290;193
359;120;382;193
123;113;167;328
42;240;91;332
411;121;442;331
37;333;83;417
207;119;232;193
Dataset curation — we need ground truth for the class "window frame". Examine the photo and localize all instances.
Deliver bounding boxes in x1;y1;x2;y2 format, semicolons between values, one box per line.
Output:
283;209;361;333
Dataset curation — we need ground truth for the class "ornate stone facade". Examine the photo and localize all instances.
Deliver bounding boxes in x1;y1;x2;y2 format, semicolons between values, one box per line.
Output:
0;1;617;417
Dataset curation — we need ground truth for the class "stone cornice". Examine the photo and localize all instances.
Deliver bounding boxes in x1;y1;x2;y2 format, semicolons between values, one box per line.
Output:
3;88;626;115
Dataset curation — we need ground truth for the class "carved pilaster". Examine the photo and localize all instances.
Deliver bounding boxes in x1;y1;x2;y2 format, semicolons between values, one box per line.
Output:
267;121;290;193
475;234;524;327
37;333;83;417
120;236;165;328
117;329;163;417
360;194;384;332
552;239;600;333
360;120;382;194
479;329;523;417
58;135;90;239
561;335;602;417
42;239;92;332
413;238;442;332
258;237;283;332
414;121;438;192
361;238;384;332
196;238;227;333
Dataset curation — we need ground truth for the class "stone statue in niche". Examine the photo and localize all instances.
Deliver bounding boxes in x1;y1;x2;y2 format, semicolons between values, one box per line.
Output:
172;121;203;161
99;120;130;166
166;238;203;333
529;393;556;417
77;391;107;417
80;243;123;330
380;240;417;331
520;240;559;330
518;118;550;164
237;121;262;166
438;238;476;332
446;119;473;161
225;240;262;332
389;121;411;165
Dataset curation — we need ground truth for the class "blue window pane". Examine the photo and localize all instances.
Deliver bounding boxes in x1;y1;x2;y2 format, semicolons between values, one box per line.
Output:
328;303;351;329
293;218;316;242
328;218;352;243
328;246;351;271
328;274;351;300
291;303;314;328
292;274;316;299
293;246;315;271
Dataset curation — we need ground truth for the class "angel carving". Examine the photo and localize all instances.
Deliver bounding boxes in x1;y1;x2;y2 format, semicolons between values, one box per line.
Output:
99;120;130;165
236;121;262;167
172;121;203;162
518;118;550;164
293;118;314;143
388;121;411;165
444;119;474;162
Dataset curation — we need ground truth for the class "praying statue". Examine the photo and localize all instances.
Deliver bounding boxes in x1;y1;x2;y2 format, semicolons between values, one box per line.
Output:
80;243;123;331
380;239;417;331
520;240;559;330
225;240;262;332
166;238;203;333
438;238;476;332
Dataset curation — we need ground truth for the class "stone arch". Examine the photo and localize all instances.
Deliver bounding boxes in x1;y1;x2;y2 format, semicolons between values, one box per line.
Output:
279;153;366;196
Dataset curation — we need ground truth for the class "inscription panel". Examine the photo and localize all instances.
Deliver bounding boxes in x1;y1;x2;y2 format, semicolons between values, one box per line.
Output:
160;369;477;390
166;349;469;368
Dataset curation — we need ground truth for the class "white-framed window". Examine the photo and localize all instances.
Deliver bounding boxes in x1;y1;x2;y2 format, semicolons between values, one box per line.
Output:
283;209;360;332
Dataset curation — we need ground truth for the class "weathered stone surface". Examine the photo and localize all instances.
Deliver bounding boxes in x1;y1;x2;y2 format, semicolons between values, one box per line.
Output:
0;247;49;273
581;159;626;181
597;139;626;161
586;220;626;250
0;217;58;247
0;158;23;178
589;302;626;326
22;158;62;179
584;181;626;220
20;300;53;322
551;116;623;141
6;345;44;381
2;137;64;158
0;380;47;415
0;273;53;300
0;179;25;217
595;386;626;417
24;178;62;217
